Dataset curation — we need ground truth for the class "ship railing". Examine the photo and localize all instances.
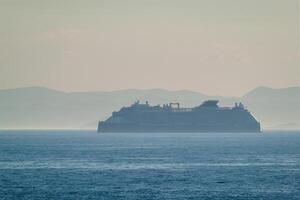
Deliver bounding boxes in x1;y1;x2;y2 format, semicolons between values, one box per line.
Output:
171;108;192;112
218;107;232;110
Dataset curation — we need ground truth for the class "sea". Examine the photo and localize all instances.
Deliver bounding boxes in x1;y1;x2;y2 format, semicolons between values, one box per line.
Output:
0;130;299;200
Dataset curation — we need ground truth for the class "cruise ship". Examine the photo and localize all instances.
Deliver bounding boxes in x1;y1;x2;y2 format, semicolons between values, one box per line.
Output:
97;100;261;132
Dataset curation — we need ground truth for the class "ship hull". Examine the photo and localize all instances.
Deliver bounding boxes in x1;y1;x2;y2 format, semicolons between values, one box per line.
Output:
98;122;261;133
98;129;261;133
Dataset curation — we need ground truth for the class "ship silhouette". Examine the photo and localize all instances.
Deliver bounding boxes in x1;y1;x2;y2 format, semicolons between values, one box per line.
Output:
97;100;261;132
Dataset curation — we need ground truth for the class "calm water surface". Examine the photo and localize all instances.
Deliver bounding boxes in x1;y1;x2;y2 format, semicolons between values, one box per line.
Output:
0;130;299;199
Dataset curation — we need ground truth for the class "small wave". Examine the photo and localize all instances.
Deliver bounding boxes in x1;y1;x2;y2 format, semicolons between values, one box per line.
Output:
0;161;298;170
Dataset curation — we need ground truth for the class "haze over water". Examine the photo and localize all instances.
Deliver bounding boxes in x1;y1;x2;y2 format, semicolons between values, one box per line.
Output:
0;130;299;199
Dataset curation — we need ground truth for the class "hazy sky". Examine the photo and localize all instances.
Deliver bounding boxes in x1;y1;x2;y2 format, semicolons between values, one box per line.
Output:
0;0;299;96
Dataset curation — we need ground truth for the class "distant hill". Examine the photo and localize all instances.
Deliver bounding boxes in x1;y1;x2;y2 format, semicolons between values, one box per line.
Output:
0;86;299;130
240;86;300;129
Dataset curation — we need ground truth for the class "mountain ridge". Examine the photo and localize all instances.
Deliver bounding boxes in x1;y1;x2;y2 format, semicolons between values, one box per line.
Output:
0;86;299;130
